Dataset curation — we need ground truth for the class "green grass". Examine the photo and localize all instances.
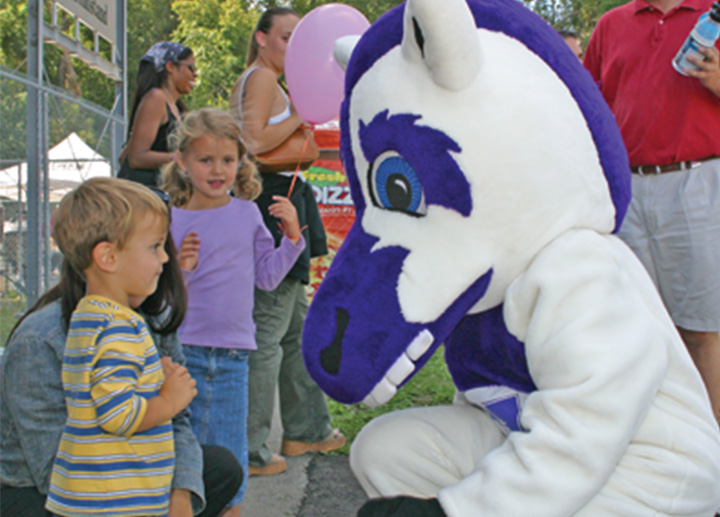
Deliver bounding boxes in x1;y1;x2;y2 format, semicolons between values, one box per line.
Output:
0;289;26;347
327;346;455;455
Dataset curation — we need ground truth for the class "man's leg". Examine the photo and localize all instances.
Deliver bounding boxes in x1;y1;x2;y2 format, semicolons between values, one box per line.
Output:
621;165;720;420
197;444;244;517
678;328;720;419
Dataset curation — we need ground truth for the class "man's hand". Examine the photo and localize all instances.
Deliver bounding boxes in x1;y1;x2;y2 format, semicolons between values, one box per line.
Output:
686;45;720;98
357;496;446;517
168;488;193;517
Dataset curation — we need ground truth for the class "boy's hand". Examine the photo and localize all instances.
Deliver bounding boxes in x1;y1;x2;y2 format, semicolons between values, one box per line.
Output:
160;356;180;377
159;365;197;416
178;232;200;271
269;195;301;244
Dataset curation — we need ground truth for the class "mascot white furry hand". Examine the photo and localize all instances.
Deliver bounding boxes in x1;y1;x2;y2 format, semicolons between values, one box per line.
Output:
302;0;720;515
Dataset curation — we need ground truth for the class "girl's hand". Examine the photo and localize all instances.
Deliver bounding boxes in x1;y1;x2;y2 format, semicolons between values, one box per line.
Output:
269;196;301;244
179;232;200;271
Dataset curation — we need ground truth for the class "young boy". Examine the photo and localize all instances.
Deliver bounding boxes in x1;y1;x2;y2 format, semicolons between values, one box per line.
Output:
45;177;197;517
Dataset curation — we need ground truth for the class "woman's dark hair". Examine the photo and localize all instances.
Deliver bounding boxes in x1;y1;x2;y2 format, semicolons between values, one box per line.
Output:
245;6;298;66
6;231;187;343
127;46;193;136
139;231;187;334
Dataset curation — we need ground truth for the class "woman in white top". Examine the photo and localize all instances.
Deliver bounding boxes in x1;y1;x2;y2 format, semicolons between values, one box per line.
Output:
232;8;303;157
231;6;346;478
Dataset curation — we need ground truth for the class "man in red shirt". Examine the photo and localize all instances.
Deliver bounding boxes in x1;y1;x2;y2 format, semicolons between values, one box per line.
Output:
585;0;720;419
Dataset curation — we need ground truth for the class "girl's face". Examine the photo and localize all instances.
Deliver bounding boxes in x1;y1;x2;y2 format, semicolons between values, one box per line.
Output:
178;134;239;210
257;14;299;74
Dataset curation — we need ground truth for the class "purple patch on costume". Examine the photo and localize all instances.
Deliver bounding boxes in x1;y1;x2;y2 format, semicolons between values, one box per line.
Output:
445;305;536;393
485;395;524;432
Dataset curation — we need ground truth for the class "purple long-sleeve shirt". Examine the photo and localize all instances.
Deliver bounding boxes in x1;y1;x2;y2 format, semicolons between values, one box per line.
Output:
170;198;305;350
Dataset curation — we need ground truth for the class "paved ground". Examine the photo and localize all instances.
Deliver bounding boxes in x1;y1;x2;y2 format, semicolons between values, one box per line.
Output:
244;454;368;517
243;400;368;517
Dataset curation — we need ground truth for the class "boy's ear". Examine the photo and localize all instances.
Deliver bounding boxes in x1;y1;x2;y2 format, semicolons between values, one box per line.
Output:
92;241;117;273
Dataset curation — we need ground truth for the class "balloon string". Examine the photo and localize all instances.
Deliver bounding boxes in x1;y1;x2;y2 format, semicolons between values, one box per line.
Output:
287;124;314;199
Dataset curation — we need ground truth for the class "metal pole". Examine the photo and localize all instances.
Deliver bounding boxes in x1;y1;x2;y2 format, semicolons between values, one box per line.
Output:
16;164;23;287
25;0;43;304
42;90;50;292
111;0;127;177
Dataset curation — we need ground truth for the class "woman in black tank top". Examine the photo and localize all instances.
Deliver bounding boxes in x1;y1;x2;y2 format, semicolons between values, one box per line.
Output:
119;42;197;187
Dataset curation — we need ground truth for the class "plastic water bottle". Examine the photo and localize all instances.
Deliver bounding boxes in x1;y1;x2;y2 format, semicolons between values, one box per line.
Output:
673;2;720;75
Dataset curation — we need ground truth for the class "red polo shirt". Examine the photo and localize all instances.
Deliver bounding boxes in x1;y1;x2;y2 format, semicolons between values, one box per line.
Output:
584;0;720;166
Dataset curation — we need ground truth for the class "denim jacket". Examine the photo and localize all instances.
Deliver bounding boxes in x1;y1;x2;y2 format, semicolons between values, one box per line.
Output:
0;301;206;514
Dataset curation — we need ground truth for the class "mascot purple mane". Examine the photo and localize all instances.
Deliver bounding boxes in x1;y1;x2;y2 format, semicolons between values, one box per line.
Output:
302;0;720;514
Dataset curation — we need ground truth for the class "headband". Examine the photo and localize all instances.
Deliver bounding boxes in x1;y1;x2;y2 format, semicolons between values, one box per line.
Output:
141;42;191;73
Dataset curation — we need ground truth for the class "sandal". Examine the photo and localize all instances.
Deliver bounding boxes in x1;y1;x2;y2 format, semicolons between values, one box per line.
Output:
248;453;287;477
281;428;346;457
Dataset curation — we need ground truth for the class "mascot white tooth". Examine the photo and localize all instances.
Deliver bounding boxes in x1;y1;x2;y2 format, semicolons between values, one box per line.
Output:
302;0;720;514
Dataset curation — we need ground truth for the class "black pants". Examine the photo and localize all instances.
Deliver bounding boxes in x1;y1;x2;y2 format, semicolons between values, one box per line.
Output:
0;444;243;517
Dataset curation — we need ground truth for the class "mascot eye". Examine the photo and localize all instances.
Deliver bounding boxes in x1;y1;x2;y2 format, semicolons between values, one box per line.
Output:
369;152;427;216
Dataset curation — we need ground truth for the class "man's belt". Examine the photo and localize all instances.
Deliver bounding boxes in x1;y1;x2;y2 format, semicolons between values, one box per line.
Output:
631;156;717;175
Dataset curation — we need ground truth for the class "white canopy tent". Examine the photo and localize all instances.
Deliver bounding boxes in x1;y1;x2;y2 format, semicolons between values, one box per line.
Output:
0;132;111;202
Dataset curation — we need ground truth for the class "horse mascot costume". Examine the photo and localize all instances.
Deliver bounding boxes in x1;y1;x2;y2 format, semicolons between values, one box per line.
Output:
302;0;720;514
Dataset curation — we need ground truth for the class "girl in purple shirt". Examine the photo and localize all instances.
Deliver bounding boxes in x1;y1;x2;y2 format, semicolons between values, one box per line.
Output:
163;108;305;516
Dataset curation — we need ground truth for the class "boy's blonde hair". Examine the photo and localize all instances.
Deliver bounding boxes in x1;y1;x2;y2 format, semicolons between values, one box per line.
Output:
162;108;262;207
53;177;169;276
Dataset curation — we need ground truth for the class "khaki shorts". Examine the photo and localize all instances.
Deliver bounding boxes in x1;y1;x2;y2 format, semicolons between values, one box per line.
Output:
617;158;720;332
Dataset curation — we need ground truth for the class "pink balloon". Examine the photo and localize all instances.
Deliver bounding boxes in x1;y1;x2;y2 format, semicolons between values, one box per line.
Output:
286;4;370;125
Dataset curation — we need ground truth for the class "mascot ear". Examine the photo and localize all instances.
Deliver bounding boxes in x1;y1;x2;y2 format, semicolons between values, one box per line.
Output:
333;35;361;71
402;0;481;91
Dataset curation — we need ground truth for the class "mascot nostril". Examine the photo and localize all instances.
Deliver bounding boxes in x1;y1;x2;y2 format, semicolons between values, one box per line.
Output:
320;307;349;375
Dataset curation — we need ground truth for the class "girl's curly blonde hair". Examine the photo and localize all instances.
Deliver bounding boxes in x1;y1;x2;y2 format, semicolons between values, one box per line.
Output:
161;107;262;207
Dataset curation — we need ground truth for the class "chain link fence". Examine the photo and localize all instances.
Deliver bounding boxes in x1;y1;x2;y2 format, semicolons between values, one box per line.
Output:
0;65;122;346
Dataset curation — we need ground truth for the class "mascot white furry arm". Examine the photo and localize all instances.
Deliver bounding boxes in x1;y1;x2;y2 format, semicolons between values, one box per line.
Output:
301;0;720;515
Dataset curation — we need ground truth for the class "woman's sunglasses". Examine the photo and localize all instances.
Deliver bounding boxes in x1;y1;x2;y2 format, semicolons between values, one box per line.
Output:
174;61;196;74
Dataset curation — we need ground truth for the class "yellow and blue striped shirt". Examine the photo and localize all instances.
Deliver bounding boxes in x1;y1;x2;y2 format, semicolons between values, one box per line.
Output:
46;296;174;517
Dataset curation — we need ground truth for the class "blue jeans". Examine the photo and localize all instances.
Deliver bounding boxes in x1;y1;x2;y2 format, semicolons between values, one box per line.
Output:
184;346;249;507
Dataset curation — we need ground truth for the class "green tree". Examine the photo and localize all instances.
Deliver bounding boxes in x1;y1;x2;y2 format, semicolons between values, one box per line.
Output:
521;0;626;39
168;0;405;111
170;0;256;110
286;0;403;21
0;0;630;161
0;0;26;70
126;0;178;105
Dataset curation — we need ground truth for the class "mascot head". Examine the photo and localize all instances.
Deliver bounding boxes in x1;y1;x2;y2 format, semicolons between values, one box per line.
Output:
303;0;630;405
